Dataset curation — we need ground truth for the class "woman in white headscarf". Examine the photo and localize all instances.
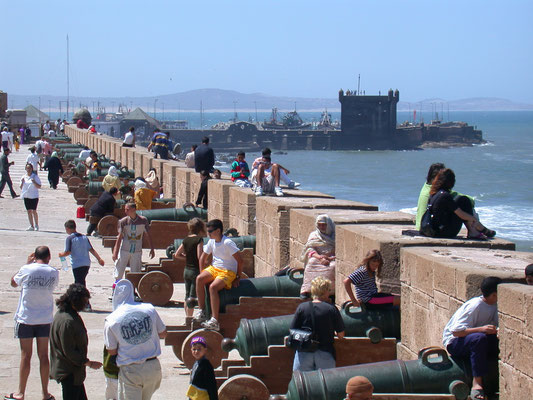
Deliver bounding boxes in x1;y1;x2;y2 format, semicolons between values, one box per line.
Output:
102;165;122;192
299;214;336;299
144;168;160;195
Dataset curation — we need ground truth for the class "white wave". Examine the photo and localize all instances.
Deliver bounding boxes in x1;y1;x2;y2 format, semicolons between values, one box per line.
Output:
400;207;417;215
476;206;533;242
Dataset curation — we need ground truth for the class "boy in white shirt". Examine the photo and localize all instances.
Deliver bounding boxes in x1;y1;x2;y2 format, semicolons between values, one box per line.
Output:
9;246;59;400
193;219;243;331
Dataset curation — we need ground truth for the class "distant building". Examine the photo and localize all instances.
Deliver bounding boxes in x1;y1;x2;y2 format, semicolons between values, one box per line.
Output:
119;108;161;140
24;105;50;124
338;89;399;149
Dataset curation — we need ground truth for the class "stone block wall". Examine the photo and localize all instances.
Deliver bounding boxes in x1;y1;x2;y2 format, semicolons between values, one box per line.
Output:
398;248;531;361
255;196;378;277
162;163;180;199
228;187;257;236
189;172;203;205
498;283;533;399
289;208;415;270
176;168;191;206
207;178;234;229
336;224;516;301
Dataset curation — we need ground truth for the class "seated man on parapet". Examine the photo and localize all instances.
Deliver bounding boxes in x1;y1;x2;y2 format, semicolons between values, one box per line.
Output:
254;155;283;197
251;147;300;190
442;276;502;400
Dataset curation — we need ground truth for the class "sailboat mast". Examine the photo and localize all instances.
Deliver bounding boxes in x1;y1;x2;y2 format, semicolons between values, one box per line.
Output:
66;35;70;120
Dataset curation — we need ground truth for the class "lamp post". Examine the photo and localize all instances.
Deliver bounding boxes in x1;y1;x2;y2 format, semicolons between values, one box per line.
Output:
154;99;158;119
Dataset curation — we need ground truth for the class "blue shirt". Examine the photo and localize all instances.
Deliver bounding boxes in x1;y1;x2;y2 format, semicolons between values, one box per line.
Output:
65;233;92;269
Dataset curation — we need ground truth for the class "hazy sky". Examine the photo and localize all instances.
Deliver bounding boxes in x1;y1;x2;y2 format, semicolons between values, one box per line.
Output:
2;0;532;102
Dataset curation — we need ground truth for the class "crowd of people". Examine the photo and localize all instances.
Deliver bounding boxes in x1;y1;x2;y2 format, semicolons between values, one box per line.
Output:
3;127;531;400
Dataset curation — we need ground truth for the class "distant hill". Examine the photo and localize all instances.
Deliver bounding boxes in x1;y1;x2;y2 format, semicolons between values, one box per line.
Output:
7;89;533;112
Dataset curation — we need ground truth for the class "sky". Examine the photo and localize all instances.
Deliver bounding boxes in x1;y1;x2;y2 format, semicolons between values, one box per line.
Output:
2;0;532;103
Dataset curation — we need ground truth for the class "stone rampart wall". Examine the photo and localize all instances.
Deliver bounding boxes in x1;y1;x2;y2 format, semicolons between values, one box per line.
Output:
64;126;531;398
498;283;533;398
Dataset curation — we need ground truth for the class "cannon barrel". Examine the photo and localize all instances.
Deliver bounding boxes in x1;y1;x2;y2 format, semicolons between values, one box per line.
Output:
222;303;400;363
275;347;471;400
55;143;84;149
214;269;303;314
137;206;208;224
87;181;134;196
166;235;256;258
88;167;134;181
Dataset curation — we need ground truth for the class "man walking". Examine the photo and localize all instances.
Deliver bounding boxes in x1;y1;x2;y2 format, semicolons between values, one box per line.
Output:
112;202;155;281
8;246;59;400
0;148;19;198
104;279;167;400
194;136;215;173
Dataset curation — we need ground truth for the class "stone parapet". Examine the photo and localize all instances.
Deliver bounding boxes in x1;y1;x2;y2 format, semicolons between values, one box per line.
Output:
175;167;192;206
336;224;516;300
228;186;257;236
255;196;378;277
207;178;234;229
498;283;533;399
289;208;415;270
398;247;530;363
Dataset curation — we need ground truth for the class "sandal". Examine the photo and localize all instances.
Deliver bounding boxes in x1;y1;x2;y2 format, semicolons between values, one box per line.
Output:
470;388;486;400
482;228;496;238
4;394;23;400
468;232;488;241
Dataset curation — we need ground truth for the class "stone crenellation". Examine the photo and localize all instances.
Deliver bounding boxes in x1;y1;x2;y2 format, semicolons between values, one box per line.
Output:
63;125;532;399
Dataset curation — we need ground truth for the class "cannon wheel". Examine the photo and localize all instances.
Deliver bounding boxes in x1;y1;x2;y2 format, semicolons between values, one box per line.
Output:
138;271;173;306
84;198;98;215
62;170;72;182
172;345;183;361
181;329;225;370
218;374;270;400
74;186;89;202
97;215;119;236
67;176;83;192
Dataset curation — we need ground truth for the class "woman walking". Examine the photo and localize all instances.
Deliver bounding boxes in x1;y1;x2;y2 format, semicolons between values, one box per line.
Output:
49;284;102;400
43;152;64;189
20;163;41;231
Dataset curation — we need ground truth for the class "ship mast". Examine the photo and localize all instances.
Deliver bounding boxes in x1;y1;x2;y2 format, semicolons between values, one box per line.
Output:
66;35;70;120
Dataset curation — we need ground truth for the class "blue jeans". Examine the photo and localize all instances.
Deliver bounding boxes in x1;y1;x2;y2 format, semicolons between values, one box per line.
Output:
292;350;335;372
447;333;498;377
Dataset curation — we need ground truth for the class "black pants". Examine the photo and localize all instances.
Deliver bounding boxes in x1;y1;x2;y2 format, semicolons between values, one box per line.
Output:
60;374;88;400
73;266;90;287
436;195;474;238
0;172;16;197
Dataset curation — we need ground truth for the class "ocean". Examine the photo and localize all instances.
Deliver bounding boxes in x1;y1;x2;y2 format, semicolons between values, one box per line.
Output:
202;111;533;252
51;110;533;251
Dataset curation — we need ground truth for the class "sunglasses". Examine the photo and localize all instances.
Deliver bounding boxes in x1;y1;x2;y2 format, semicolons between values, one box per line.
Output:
207;228;217;233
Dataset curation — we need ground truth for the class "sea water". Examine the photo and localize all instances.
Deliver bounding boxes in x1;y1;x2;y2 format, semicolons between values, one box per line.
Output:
207;111;533;252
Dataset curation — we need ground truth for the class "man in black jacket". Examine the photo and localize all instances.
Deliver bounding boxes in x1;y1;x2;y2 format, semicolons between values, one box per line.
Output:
87;187;118;236
194;136;215;173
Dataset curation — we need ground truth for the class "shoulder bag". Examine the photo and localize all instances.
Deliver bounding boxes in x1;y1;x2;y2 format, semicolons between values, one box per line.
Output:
287;301;318;352
419;190;444;237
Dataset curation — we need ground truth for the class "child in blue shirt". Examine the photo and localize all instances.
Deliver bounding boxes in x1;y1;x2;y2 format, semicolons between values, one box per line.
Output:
230;151;252;188
59;220;105;311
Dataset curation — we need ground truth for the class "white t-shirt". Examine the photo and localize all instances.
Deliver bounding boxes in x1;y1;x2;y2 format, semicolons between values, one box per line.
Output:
123;132;134;145
20;173;41;199
203;236;240;272
104;303;166;366
13;263;59;325
1;131;9;142
26;153;40;171
442;296;498;347
185;152;195;168
78;149;91;160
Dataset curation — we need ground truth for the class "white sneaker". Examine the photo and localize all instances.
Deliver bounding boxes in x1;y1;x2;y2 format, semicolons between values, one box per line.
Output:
26;226;34;231
201;317;220;331
193;309;207;322
35;225;39;231
288;181;301;189
255;186;263;196
274;186;284;197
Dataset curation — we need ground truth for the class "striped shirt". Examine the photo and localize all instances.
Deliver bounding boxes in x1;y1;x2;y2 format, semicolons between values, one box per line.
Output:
348;266;378;303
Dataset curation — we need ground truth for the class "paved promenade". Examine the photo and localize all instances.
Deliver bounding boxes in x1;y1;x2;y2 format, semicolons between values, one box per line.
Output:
0;145;191;399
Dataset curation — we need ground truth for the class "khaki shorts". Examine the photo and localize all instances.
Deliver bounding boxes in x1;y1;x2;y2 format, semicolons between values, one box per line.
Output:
261;174;275;194
114;251;143;280
204;265;236;289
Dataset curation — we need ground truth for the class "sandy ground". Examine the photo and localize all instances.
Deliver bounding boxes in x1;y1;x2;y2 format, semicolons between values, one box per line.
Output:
0;144;192;399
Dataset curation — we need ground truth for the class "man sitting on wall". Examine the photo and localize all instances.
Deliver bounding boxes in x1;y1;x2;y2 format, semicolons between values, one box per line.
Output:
147;129;170;160
254;155;283;197
250;147;300;189
442;276;502;400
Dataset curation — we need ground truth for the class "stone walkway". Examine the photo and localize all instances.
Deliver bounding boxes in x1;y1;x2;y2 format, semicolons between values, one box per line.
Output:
0;144;192;399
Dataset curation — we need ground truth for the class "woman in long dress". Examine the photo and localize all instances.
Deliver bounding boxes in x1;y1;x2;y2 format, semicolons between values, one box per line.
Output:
299;214;336;300
43;151;64;189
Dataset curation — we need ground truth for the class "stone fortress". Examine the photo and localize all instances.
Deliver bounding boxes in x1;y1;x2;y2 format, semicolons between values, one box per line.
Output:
65;125;532;398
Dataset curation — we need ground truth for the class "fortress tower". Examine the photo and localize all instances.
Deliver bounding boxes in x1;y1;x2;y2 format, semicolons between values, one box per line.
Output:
338;88;399;149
